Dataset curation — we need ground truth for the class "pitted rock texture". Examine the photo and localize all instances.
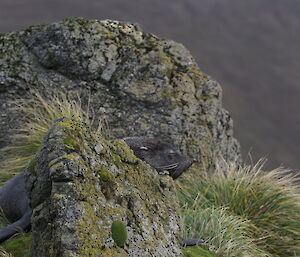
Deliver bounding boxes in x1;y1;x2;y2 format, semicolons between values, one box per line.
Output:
0;17;240;177
25;118;182;257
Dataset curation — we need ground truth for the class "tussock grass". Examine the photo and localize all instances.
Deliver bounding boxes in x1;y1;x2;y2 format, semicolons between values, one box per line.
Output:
182;207;267;257
0;90;102;174
0;249;13;257
179;161;300;257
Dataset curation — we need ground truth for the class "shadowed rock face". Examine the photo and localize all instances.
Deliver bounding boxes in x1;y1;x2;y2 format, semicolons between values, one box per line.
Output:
124;137;193;179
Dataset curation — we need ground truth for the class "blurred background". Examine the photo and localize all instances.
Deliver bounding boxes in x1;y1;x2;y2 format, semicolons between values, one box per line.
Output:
1;0;299;170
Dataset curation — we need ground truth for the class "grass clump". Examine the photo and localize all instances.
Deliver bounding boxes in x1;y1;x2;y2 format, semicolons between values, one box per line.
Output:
0;90;102;174
178;161;300;257
0;234;32;257
183;245;217;257
182;207;267;257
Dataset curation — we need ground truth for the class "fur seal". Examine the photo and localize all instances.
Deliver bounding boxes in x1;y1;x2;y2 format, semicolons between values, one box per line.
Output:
0;170;31;243
0;137;195;244
123;137;193;179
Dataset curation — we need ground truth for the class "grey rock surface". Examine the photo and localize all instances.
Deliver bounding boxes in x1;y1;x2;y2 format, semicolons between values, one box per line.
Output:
26;118;182;256
0;17;240;178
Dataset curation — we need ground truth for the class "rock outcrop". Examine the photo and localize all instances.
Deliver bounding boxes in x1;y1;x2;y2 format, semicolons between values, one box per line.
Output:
26;118;182;256
0;17;240;179
0;17;241;256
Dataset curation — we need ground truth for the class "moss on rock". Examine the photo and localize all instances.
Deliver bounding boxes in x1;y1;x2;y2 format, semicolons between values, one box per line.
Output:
26;118;182;256
28;158;36;175
111;220;127;248
63;137;78;150
97;167;115;182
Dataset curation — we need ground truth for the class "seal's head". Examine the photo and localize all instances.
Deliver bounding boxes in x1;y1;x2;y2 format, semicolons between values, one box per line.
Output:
123;137;193;179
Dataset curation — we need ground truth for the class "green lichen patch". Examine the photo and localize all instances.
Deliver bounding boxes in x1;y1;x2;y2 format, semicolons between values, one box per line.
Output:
74;193;126;256
111;220;127;248
63;137;78;150
57;120;79;130
57;119;96;154
185;65;207;85
28;157;36;175
57;120;83;139
112;154;122;168
75;203;105;255
111;140;139;165
0;234;33;257
61;154;78;160
97;167;115;182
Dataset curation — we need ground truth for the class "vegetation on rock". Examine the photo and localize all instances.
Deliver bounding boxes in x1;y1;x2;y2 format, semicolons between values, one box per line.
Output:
0;234;32;257
111;220;128;248
0;90;101;175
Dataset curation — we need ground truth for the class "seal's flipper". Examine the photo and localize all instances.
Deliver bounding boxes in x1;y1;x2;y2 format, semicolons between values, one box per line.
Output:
0;210;31;243
182;238;205;246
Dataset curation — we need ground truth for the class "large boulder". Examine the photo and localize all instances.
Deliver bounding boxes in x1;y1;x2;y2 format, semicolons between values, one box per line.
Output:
26;118;182;256
0;17;240;179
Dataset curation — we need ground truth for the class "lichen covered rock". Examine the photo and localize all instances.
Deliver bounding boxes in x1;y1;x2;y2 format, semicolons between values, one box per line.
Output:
26;118;182;256
0;17;240;179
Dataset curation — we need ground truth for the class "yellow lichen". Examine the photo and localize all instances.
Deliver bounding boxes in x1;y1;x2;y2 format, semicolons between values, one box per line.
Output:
111;141;138;164
28;157;36;175
63;137;78;149
97;167;115;182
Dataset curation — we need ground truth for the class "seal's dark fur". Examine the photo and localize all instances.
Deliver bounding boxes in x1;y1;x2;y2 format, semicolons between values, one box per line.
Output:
0;170;31;242
123;137;193;179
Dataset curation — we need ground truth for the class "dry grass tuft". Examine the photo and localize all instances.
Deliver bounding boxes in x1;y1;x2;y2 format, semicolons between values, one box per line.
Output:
0;90;102;174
